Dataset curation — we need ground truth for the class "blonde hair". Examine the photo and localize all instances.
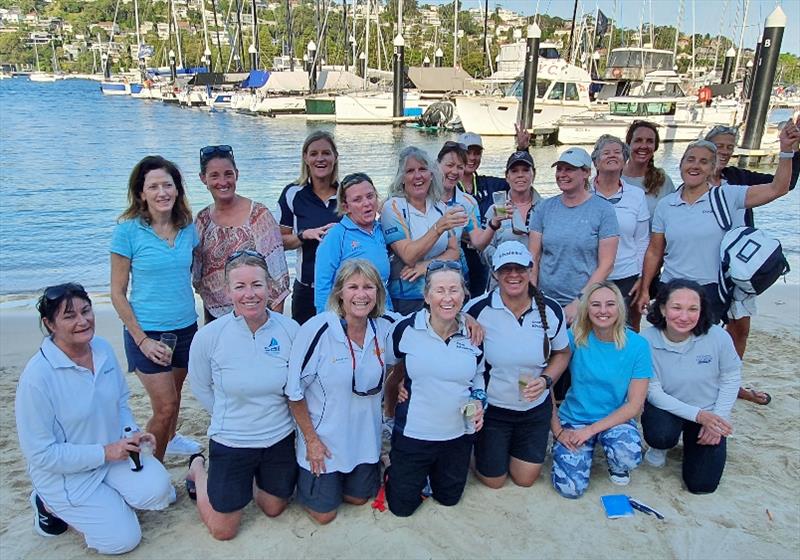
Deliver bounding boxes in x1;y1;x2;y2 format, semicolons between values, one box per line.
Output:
572;281;628;349
295;130;339;186
327;259;386;319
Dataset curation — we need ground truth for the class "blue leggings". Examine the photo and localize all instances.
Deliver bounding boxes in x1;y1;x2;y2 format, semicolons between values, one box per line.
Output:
551;421;642;499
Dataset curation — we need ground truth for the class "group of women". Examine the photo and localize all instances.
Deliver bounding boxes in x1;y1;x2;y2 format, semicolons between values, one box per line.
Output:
15;116;800;553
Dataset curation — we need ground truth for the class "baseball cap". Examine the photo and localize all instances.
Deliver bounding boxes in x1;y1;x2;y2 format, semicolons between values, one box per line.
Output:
506;150;535;171
552;147;592;169
492;241;533;271
458;132;483;149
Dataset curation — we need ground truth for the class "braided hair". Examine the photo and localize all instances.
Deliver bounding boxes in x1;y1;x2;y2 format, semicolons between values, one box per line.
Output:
530;285;551;360
625;121;666;197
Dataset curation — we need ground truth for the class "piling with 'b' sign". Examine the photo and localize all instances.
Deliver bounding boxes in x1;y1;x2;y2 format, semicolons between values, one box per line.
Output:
740;7;786;156
520;23;541;131
393;34;405;120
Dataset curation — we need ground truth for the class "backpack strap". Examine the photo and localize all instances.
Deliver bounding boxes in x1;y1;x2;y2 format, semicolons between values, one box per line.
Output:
708;185;732;231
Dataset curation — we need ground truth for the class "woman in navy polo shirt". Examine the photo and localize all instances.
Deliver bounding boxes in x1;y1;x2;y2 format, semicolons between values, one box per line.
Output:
110;155;201;461
278;130;341;324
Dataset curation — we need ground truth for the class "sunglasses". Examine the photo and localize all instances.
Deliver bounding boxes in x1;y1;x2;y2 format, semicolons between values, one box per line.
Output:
341;172;374;189
426;260;462;274
200;145;234;164
342;319;385;397
44;283;85;301
226;249;265;263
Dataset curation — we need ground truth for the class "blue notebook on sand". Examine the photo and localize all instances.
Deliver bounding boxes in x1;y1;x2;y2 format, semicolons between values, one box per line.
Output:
601;494;634;519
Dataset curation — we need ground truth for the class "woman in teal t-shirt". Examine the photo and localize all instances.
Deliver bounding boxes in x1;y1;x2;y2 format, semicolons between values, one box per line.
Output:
550;281;652;499
110;155;200;461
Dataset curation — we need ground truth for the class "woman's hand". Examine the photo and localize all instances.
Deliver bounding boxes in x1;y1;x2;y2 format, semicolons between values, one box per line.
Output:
302;223;336;242
400;261;427;282
464;314;484;345
565;300;579;326
696;426;723;446
778;115;800;152
137;432;157;448
139;338;171;366
554;428;579;452
436;207;468;233
628;278;642;300
514;122;531;150
473;401;485;432
104;438;140;462
567;426;594;448
522;377;547;402
306;436;332;476
397;380;409;403
696;410;733;438
636;291;651;315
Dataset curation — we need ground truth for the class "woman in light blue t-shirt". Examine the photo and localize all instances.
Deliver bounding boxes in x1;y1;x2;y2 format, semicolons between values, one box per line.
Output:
550;281;652;499
110;155;200;461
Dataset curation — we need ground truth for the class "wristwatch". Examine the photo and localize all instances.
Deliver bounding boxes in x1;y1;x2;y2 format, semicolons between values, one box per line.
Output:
488;218;501;231
297;229;306;243
541;374;553;389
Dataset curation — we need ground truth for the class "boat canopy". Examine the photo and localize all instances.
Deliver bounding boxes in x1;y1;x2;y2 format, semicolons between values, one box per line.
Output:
190;72;249;86
406;67;478;93
241;70;270;89
316;70;365;91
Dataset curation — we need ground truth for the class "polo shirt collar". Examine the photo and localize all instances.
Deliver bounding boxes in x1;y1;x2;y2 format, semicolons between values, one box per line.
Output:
413;309;468;338
340;215;378;236
39;336;110;372
231;310;273;335
650;329;695;353
328;312;378;344
489;287;536;316
590;177;623;199
671;184;711;206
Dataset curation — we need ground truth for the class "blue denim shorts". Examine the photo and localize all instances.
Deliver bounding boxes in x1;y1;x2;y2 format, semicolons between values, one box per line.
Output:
123;322;197;374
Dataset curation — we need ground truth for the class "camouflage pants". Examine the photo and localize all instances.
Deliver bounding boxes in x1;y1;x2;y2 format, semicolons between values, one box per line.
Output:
551;420;642;499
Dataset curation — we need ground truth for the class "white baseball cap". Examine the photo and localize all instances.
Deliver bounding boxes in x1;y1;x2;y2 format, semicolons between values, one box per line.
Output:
492;241;533;271
458;132;483;149
552;147;592;169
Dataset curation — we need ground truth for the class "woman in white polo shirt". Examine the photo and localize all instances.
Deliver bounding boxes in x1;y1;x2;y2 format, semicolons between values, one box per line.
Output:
640;279;741;494
287;259;395;524
186;251;299;540
590;135;650;329
465;241;571;489
637;123;799;323
386;261;486;517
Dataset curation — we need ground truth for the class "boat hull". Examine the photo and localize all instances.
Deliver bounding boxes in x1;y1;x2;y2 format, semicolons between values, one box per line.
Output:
557;118;707;144
455;95;590;136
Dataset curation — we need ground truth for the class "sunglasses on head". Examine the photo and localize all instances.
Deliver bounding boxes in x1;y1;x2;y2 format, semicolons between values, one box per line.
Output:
226;249;265;263
200;145;235;164
443;140;467;150
341;172;374;189
426;260;462;274
44;283;85;301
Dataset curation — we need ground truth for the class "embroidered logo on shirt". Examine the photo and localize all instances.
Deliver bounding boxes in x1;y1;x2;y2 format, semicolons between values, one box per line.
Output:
454;340;474;352
384;226;399;235
265;338;281;353
351;240;360;250
696;354;713;364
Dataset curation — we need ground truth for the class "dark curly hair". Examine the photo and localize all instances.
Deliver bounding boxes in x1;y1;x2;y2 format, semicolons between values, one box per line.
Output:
646;279;713;336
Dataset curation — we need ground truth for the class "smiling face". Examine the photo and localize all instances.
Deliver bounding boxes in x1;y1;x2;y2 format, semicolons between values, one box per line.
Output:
140;168;177;215
496;263;531;299
343;181;379;228
506;162;534;194
403;156;433;202
340;272;378;322
465;146;483;174
555;163;590;194
587;287;619;332
303;138;337;182
680;146;716;188
629;126;657;165
44;296;95;348
709;133;736;172
227;264;268;326
661;288;701;340
595;142;625;174
424;269;465;324
439;151;465;190
200;157;238;203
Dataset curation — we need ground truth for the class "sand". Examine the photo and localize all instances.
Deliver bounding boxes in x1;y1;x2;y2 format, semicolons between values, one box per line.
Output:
0;285;798;559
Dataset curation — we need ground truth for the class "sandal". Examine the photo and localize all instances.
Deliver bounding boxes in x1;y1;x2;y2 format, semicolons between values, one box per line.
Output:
185;453;206;501
739;387;772;406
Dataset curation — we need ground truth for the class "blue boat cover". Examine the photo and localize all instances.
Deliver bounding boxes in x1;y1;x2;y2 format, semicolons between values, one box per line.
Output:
241;70;269;89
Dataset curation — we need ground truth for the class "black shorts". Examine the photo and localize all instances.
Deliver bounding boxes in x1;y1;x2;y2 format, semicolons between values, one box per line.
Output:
475;398;552;478
291;280;316;325
296;462;380;514
612;274;639;310
386;432;473;517
123;322;197;374
207;433;298;514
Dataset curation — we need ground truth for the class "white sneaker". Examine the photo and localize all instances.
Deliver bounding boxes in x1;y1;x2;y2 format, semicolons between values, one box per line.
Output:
645;447;667;468
166;433;202;456
609;471;631;486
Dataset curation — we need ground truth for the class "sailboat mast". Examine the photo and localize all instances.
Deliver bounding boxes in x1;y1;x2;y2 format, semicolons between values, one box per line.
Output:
672;0;683;62
733;0;750;81
210;0;224;71
453;0;458;68
234;0;245;70
171;0;184;68
482;0;488;75
364;0;370;84
606;0;616;67
566;0;578;63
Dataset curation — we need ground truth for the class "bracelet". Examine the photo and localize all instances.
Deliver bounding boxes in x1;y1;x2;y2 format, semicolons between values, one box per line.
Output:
488;219;500;231
778;151;796;159
136;336;147;348
433;224;441;236
555;428;564;442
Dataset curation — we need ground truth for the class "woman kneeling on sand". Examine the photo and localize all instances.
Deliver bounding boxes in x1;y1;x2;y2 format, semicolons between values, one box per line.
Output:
186;251;300;540
16;283;175;554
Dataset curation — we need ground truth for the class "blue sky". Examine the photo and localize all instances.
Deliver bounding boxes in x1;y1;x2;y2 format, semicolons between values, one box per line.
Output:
421;0;800;55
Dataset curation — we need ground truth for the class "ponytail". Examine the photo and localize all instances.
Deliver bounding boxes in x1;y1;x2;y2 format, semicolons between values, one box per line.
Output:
643;158;666;196
530;285;551;360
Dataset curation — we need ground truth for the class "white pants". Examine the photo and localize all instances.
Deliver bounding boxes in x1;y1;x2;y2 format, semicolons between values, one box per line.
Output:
44;455;175;555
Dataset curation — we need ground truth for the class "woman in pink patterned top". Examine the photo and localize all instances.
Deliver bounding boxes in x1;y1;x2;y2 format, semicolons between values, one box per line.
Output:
193;145;290;322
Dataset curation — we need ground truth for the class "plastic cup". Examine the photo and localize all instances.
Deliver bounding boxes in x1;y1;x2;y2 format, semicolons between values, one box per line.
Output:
462;401;477;434
518;373;534;401
493;191;508;216
160;333;177;360
139;439;154;457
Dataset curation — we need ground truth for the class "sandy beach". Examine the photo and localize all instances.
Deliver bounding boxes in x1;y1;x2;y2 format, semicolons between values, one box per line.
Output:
1;284;798;559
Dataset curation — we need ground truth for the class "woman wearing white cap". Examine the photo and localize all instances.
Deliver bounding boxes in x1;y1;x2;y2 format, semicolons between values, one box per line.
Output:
529;147;619;326
590;135;650;330
464;241;570;489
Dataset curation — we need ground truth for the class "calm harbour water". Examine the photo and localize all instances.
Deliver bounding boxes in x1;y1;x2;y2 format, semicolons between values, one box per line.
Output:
1;78;798;298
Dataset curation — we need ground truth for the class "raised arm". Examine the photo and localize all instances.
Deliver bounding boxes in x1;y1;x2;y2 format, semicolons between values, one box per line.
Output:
744;119;800;208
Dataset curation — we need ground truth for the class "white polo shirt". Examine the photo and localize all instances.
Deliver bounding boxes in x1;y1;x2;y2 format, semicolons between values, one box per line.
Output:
652;184;748;285
641;325;741;421
464;288;568;411
286;311;396;473
387;310;485;441
188;311;299;449
591;179;650;280
15;336;138;506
